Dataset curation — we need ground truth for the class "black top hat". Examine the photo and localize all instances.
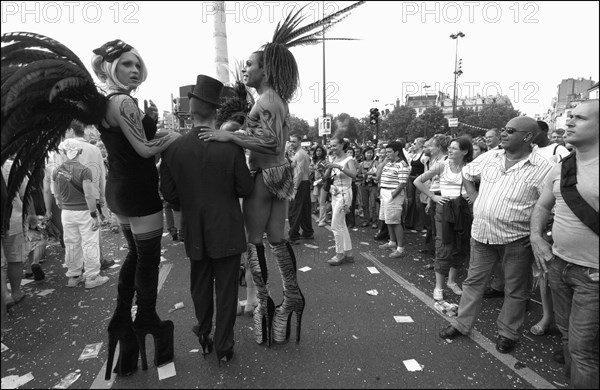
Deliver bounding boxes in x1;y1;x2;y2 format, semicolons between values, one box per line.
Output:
188;75;224;107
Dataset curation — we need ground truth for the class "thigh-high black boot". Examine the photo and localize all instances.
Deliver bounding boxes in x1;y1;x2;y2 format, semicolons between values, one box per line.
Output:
105;224;139;380
132;228;174;370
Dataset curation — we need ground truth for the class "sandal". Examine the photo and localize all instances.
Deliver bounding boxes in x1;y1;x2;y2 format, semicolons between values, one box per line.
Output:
530;323;548;336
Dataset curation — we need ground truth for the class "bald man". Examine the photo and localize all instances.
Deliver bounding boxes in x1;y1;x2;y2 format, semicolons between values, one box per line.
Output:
439;116;554;355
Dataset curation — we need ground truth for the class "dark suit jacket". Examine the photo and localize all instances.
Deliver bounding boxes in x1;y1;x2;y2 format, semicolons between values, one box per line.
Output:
160;127;253;260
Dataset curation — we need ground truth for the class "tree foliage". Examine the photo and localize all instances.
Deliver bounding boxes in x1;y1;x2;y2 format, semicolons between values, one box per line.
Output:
406;106;448;141
379;105;416;141
457;103;521;137
287;114;310;138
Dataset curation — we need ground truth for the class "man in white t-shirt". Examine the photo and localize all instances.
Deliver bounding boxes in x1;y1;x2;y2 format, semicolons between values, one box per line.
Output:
532;120;570;164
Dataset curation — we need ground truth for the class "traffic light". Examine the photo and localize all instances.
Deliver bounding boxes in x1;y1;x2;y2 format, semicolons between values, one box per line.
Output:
369;108;380;125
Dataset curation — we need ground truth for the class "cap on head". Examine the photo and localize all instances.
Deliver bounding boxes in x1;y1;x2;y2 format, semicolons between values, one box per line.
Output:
60;138;83;160
92;39;133;63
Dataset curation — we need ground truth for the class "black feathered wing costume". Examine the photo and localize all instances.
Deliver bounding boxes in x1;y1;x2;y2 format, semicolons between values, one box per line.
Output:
1;32;107;229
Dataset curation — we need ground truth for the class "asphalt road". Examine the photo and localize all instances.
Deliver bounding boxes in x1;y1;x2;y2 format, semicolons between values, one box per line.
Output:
1;214;568;389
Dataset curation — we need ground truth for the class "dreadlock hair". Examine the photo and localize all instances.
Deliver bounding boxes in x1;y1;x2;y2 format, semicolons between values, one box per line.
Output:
255;46;299;103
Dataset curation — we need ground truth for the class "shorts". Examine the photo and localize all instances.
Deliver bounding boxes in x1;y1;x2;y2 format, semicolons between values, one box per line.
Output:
379;188;405;225
106;175;163;217
1;232;25;265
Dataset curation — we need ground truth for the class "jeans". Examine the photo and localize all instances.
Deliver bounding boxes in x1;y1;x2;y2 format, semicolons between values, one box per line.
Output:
454;237;533;340
359;184;378;223
548;256;599;389
288;180;314;240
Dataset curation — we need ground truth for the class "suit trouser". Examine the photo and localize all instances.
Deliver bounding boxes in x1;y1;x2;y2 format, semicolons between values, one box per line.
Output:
288;180;314;240
190;254;240;354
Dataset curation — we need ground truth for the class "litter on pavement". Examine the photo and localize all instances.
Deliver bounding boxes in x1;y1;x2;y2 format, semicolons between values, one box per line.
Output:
366;289;379;296
304;244;318;249
1;372;34;389
157;362;176;380
298;266;312;272
434;301;458;317
394;316;414;323
37;289;54;297
403;359;423;372
78;342;103;360
168;302;184;313
52;371;81;389
367;267;380;274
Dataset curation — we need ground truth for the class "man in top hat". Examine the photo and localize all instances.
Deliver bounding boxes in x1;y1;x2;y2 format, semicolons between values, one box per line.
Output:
160;75;254;363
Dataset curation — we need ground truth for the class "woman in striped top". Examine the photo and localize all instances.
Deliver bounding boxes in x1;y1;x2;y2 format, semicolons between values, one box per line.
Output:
414;137;473;301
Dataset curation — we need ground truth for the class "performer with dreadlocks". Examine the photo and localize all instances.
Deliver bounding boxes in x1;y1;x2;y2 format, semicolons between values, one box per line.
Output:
199;1;365;346
90;40;180;378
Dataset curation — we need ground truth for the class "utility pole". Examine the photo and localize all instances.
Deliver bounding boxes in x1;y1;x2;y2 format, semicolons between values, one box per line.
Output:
213;1;230;85
322;0;327;145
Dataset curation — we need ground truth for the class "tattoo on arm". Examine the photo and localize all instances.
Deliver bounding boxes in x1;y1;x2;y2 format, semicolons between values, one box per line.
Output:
118;98;174;156
236;108;279;154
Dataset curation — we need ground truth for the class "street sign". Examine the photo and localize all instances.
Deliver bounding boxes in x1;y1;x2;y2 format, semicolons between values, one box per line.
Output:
448;117;459;127
318;115;332;136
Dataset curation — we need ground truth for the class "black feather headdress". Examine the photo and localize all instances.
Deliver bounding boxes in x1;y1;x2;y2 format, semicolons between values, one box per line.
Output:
216;60;255;129
258;1;365;102
1;32;107;228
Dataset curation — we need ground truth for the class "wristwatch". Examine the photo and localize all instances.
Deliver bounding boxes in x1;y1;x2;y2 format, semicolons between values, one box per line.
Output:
90;211;98;219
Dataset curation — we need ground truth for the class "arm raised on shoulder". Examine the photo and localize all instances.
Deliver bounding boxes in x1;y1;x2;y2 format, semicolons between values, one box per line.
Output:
108;95;180;158
197;97;281;155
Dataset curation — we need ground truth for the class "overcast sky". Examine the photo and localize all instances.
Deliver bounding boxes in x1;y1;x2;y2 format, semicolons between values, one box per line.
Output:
2;1;599;122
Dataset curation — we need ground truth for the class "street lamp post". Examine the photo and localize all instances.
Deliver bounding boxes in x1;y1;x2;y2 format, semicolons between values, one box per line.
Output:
423;84;430;138
450;32;465;137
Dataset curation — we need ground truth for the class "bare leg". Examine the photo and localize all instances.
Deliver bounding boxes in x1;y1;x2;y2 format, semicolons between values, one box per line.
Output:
448;267;458;285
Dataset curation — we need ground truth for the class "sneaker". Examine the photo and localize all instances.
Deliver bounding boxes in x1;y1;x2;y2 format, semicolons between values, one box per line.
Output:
302;234;314;240
67;275;84;288
318;221;327;227
344;255;355;263
85;275;109;289
328;255;345;266
379;241;396;250
433;288;444;301
389;249;405;258
447;282;463;295
100;258;116;270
